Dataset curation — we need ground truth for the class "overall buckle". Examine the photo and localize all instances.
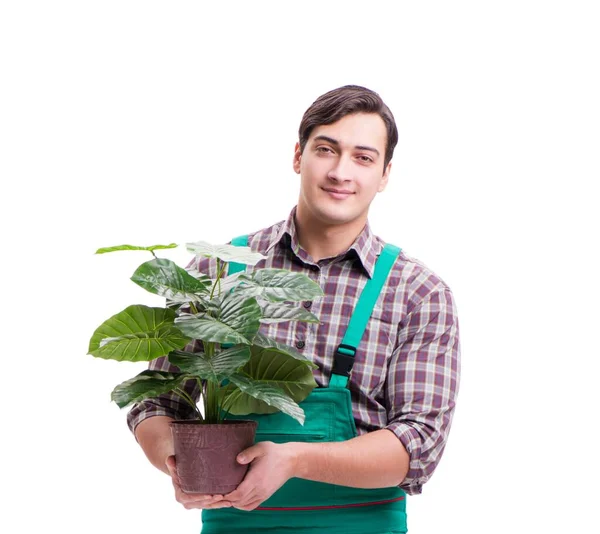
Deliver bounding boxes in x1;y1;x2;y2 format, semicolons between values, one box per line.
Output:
331;344;357;377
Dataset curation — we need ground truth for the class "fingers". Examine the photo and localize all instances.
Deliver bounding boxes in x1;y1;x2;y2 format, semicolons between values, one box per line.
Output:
223;485;251;503
177;489;232;510
225;481;261;511
182;496;232;510
165;455;230;509
233;498;263;512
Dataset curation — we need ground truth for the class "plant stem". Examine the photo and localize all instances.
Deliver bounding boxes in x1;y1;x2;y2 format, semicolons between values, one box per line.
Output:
210;259;222;300
219;387;240;421
200;378;208;423
206;380;220;424
189;301;198;314
203;342;216;423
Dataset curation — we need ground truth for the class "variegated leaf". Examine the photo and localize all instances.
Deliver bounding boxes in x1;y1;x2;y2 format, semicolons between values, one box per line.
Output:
168;345;251;383
236;269;323;302
131;258;211;302
186;241;266;266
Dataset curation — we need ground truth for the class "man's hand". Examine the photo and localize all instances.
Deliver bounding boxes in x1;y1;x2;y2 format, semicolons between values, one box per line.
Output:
224;441;297;511
165;456;232;510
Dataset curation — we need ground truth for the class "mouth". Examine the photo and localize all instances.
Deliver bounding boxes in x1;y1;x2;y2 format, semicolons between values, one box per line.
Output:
322;187;354;199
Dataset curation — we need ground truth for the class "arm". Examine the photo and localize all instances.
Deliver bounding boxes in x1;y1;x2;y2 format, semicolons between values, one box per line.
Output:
134;415;175;475
384;286;461;494
289;428;409;488
224;429;409;511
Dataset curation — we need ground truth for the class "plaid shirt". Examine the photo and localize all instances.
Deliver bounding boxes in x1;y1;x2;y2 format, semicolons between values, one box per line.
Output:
127;207;461;495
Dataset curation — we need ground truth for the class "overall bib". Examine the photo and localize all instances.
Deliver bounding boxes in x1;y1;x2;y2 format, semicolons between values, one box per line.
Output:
201;237;407;534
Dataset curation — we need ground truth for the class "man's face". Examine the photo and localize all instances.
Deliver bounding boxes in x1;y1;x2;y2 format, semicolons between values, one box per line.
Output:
293;112;391;230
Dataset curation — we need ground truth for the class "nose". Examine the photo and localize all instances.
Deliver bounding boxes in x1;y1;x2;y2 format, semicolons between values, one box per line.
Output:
327;154;353;182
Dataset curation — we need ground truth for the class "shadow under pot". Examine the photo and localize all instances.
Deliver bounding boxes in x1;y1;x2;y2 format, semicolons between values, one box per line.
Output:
170;420;258;494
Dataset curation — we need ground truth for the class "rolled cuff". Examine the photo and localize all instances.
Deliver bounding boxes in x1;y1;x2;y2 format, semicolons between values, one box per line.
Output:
385;421;426;495
127;393;195;440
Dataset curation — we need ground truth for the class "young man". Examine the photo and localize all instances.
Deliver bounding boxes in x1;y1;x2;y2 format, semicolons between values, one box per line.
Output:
128;85;461;533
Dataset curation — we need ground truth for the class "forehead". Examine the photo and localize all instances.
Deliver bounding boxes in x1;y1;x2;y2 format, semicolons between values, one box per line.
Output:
309;113;387;151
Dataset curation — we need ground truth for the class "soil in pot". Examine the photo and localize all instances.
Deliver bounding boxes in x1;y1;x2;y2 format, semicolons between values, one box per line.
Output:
170;419;258;494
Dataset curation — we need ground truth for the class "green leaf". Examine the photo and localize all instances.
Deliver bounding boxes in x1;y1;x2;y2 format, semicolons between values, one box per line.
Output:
95;243;178;254
88;305;191;361
252;332;317;368
218;272;244;293
186;241;266;266
259;302;320;325
220;346;318;423
111;370;190;408
168;345;251;383
175;293;261;345
236;269;324;302
228;373;306;425
131;258;211;303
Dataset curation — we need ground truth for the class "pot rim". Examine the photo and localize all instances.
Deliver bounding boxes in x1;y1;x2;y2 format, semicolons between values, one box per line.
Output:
170;419;258;427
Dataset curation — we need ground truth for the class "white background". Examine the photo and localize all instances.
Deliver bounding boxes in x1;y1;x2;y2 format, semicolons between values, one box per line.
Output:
1;1;599;533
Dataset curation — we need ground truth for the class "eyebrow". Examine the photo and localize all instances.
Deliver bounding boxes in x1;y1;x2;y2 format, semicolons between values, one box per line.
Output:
313;135;380;157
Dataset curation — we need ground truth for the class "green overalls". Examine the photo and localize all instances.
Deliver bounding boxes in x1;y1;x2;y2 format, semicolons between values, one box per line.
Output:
201;237;407;534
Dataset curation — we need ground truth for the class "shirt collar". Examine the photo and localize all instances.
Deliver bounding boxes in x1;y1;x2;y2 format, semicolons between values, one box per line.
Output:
266;206;382;278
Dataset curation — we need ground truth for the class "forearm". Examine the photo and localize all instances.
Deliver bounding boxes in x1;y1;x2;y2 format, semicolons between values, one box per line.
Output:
289;428;409;489
134;415;175;475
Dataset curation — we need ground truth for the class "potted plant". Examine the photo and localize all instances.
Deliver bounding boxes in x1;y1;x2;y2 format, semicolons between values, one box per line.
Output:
87;240;323;494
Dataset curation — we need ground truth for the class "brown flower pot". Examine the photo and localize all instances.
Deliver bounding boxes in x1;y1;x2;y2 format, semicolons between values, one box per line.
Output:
170;419;258;494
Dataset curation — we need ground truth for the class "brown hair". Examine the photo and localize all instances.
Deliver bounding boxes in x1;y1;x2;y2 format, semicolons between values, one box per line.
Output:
298;85;398;169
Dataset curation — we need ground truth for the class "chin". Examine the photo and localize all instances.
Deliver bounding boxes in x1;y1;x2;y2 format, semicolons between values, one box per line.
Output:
313;206;357;226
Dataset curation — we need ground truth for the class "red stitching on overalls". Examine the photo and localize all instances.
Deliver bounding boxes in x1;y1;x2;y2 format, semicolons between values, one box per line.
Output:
256;496;405;511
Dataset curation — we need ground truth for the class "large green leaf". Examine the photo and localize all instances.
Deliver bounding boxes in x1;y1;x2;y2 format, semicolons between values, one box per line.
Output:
259;302;320;325
220;346;317;423
253;332;317;368
168;345;251;383
174;293;261;344
111;370;191;408
88;305;191;361
95;243;178;254
227;373;306;425
186;241;266;266
131;258;211;303
236;269;323;302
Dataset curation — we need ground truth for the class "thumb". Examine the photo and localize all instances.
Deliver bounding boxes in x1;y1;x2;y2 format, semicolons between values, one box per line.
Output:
237;445;260;465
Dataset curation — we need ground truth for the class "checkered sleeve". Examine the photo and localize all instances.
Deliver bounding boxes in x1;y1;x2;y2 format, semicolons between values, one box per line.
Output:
384;286;461;495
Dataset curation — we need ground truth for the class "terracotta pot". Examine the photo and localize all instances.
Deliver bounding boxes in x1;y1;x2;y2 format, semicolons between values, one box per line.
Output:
170;419;258;494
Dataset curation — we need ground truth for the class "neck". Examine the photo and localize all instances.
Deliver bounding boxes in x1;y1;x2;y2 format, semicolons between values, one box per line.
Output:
294;210;366;263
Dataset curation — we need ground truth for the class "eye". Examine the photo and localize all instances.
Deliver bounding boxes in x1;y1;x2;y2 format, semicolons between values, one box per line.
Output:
357;155;374;163
316;146;334;154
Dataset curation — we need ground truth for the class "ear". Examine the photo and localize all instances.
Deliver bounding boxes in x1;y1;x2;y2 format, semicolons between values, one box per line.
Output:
378;161;392;192
293;142;302;174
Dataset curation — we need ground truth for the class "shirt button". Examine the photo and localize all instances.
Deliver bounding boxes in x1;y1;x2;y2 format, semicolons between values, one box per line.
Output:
295;340;305;350
303;301;312;309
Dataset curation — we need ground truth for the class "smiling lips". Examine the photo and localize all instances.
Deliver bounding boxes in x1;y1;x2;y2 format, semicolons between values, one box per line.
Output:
322;187;354;200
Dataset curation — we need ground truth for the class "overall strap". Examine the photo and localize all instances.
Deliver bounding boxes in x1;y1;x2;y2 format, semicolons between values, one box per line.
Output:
329;243;402;389
228;235;249;275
